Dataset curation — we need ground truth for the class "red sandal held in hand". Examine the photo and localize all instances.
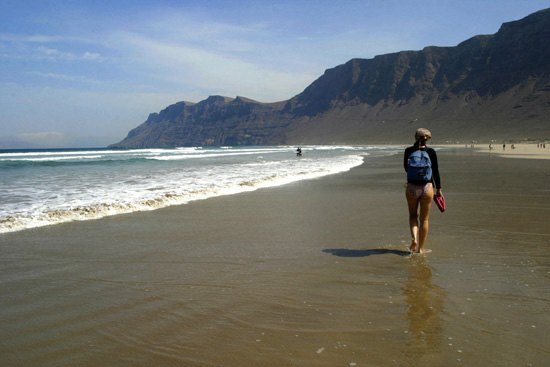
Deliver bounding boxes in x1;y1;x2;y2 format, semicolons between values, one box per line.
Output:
434;193;446;212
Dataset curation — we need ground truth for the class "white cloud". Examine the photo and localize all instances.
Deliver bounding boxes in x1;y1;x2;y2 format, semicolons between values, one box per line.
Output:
0;34;112;64
35;46;111;63
83;51;102;60
37;46;77;61
26;71;104;85
0;33;99;45
115;32;317;102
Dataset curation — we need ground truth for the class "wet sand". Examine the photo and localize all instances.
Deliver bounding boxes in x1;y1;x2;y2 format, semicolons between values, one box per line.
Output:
1;148;549;366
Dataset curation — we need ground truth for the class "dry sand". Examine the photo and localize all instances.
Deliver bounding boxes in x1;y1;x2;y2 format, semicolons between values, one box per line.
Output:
1;147;549;366
435;143;550;160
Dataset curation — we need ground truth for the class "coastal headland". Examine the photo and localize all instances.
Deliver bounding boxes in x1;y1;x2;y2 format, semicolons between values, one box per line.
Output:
110;9;550;149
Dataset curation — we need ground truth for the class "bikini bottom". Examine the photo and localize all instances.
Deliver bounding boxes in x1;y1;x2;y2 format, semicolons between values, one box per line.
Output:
407;182;433;199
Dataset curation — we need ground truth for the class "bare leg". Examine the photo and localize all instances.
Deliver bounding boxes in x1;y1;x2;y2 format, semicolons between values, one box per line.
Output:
405;188;419;252
406;185;434;253
417;187;434;253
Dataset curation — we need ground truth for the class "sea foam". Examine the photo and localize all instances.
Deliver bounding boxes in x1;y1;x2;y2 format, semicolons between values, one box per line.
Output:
0;146;397;233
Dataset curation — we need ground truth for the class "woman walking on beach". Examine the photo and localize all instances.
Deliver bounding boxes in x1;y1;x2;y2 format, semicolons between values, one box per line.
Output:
404;128;442;253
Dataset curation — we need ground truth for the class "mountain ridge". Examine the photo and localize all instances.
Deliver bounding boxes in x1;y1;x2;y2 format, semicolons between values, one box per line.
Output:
111;9;550;147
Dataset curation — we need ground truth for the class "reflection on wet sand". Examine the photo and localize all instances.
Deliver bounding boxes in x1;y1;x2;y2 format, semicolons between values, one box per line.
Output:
2;149;548;366
402;256;445;365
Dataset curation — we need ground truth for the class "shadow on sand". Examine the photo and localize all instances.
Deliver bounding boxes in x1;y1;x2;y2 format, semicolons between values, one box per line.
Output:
323;248;410;258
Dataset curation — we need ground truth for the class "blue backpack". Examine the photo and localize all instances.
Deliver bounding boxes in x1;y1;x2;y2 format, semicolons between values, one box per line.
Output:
407;149;432;183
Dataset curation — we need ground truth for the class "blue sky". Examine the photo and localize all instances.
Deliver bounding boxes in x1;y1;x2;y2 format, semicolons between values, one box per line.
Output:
1;0;548;148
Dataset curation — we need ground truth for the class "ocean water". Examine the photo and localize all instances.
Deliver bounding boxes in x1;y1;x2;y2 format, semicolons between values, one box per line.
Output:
0;145;398;233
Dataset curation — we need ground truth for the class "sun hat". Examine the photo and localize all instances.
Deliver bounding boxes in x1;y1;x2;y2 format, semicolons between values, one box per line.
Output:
415;128;432;140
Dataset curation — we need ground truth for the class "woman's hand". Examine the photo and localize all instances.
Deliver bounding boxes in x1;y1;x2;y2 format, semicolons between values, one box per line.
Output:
436;188;442;197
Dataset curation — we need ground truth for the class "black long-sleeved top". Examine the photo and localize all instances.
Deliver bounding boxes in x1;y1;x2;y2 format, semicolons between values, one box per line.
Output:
404;145;441;189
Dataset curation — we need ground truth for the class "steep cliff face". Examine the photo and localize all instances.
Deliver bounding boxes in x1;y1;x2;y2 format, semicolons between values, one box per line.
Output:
288;7;550;115
115;96;289;147
111;9;550;147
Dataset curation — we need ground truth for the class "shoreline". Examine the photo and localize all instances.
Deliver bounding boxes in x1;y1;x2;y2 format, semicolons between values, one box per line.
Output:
434;142;550;159
1;147;548;366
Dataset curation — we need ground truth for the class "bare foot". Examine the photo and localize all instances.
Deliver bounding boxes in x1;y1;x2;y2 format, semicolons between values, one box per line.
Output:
409;240;418;252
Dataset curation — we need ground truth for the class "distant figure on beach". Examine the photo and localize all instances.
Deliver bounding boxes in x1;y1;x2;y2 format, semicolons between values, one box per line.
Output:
404;128;442;253
296;147;302;157
503;144;506;151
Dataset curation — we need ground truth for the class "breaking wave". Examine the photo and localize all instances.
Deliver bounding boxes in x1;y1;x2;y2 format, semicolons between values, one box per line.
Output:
0;146;386;234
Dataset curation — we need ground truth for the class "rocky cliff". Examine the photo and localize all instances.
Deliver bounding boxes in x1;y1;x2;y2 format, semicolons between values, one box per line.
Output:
111;8;550;147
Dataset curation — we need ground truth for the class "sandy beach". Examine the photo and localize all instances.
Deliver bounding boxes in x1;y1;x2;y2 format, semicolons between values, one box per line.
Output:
1;147;549;366
435;143;550;160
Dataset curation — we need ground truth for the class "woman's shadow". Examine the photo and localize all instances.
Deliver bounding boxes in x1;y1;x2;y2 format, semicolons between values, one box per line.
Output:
323;248;410;257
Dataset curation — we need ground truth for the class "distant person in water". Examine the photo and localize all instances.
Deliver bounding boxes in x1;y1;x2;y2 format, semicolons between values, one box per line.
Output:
404;128;442;253
296;147;302;156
